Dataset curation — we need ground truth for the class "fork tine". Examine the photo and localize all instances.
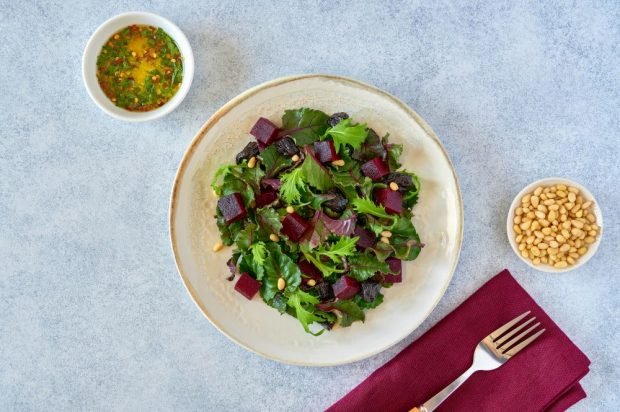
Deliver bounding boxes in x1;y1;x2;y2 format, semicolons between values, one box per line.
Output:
494;316;536;347
489;311;531;340
497;322;541;351
503;328;546;357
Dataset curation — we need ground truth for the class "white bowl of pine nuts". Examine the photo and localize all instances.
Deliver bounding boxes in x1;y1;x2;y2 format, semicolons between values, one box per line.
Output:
507;177;603;273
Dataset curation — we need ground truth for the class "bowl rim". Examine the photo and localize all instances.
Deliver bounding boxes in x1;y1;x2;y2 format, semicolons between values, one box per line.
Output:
506;177;603;273
168;74;464;366
81;11;194;122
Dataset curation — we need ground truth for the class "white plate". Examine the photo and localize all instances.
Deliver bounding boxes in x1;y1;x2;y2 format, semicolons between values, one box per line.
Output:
170;75;463;366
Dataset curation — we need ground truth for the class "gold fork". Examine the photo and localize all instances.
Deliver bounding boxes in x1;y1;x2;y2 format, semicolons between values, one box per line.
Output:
410;311;545;412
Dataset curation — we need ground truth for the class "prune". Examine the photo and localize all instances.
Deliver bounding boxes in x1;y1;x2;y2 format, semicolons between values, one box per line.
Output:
361;281;382;302
328;112;350;127
323;188;348;215
235;141;259;164
274;137;299;156
384;172;414;191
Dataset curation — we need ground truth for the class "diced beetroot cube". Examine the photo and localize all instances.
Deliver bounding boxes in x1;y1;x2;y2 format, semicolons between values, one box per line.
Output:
375;188;403;215
281;212;310;242
332;276;360;300
217;193;247;223
234;272;261;299
250;117;280;146
255;190;277;208
382;258;402;283
361;157;390;180
313;140;339;163
298;260;323;283
354;226;375;250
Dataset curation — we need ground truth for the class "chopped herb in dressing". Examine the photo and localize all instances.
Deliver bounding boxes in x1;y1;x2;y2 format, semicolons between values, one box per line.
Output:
96;25;183;111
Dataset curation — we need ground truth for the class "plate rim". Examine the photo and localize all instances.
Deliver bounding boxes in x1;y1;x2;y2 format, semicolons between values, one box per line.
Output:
169;74;463;366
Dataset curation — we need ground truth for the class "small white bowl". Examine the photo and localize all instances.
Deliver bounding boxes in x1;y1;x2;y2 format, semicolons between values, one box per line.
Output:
507;177;603;273
82;12;194;122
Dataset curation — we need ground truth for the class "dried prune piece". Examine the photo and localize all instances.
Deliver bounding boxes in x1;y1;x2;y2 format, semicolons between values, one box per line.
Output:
328;112;349;127
235;141;259;164
274;136;299;156
323;188;348;215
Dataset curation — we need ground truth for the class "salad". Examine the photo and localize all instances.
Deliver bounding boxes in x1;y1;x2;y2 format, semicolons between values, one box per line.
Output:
211;108;423;335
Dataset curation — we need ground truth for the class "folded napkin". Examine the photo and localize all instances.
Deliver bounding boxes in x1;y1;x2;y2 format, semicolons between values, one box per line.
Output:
327;269;590;412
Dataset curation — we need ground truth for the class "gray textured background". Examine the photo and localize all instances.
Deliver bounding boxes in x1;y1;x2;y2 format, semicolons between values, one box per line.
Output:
1;1;619;410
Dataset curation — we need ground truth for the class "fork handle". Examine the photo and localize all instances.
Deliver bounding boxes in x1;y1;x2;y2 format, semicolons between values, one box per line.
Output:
409;366;476;412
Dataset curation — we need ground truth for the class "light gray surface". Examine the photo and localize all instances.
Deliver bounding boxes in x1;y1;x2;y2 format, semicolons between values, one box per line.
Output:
1;1;618;410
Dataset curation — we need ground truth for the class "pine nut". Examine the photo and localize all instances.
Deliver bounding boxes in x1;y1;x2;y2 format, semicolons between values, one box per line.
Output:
535;211;546;219
381;230;393;238
526;212;535;219
520;221;531;230
331;159;345;167
567;257;576;265
516;234;523;243
531;196;540;207
560;244;571;253
543;199;555;206
542;228;552;235
514;225;522;234
291;154;300;162
389;182;399;191
381;236;390;244
534;231;544;239
247;156;257;168
534;187;543;196
533;258;541;265
547;210;557;221
571;220;584;229
582;200;593;209
568;192;576;203
556;190;567;198
539;219;550;227
538;243;549;250
213;242;224;252
567;186;579;194
531;221;540;231
522;194;531;204
269;234;280;242
514;216;522;224
554;261;568;268
277;277;286;290
586;214;596;223
531;246;541;257
549;240;559;248
519;243;526;251
516;207;524;216
286;206;295;214
548;204;560;211
578;247;587;256
584;236;596;244
307;279;316;287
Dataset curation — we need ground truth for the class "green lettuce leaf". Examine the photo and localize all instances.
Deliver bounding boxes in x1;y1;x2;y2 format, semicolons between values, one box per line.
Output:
281;108;330;145
256;207;283;236
348;253;390;281
332;299;365;327
301;147;334;191
352;197;395;221
314;236;359;263
215;213;243;246
323;118;368;152
279;167;307;204
260;145;292;178
354;293;384;310
300;243;344;277
287;290;328;335
260;243;302;302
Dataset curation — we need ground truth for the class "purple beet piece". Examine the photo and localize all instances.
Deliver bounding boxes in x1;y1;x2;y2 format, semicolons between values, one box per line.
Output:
375;188;403;215
298;260;323;283
234;272;261;300
382;258;402;283
250;117;280;146
255;190;277;208
281;212;310;242
313;140;339;163
354;226;375;250
332;276;361;300
361;157;390;180
217;193;247;223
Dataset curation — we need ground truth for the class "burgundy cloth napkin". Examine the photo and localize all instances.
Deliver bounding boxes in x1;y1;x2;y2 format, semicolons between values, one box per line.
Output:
327;269;590;412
